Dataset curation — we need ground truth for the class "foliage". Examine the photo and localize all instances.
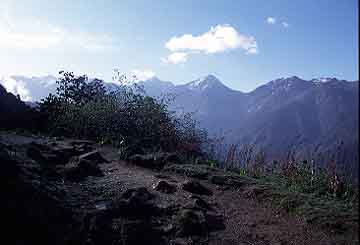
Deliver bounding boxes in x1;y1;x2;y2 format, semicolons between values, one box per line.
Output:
216;143;358;205
38;71;207;158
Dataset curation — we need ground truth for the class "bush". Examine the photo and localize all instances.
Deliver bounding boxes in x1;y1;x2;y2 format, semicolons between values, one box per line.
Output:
38;71;208;159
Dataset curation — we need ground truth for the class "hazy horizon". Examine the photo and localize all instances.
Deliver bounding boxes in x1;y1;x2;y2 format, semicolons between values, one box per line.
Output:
0;0;358;92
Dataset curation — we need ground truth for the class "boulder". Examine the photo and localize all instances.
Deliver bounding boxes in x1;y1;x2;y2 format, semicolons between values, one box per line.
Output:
164;164;211;180
153;180;177;194
209;175;232;185
69;139;95;146
1;144;74;245
175;209;206;237
182;180;213;196
112;187;159;218
129;152;180;169
184;195;212;211
70;140;96;154
78;150;108;164
204;212;225;231
169;238;193;245
63;159;103;182
165;152;181;164
26;142;78;165
0;146;19;179
210;175;256;187
80;211;165;245
51;144;78;160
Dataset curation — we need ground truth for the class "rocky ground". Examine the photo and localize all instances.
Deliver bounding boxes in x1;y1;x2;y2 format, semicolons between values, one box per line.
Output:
1;132;358;245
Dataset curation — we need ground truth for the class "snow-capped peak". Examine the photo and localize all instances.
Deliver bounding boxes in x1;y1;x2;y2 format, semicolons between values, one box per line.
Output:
311;77;337;83
186;74;225;91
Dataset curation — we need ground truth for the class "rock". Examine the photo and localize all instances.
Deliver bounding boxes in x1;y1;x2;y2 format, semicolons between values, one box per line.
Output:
182;180;213;196
63;159;103;181
123;144;145;159
204;212;225;231
153;180;177;194
129;152;179;169
0;147;19;179
78;150;108;164
156;223;175;234
81;211;165;245
159;203;181;216
164;164;211;180
70;140;96;154
52;145;77;160
70;139;95;146
175;209;206;237
154;174;172;179
243;185;269;198
165;152;181;164
120;219;165;245
209;175;232;185
170;238;193;245
26;142;78;165
26;143;53;163
112;187;159;218
128;154;162;169
1;145;74;245
187;195;213;211
210;175;256;188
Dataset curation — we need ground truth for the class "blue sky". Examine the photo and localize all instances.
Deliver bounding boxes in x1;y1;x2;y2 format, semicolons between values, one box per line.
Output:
0;0;358;91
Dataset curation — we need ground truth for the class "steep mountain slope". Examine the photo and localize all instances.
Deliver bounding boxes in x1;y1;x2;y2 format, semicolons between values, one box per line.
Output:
1;74;358;165
237;78;358;158
0;84;35;129
1;132;357;245
166;75;247;133
142;75;358;167
0;75;57;102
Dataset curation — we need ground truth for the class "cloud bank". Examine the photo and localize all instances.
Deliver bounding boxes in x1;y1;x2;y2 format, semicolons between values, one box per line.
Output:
0;76;32;101
130;69;156;81
161;52;188;64
0;8;114;52
162;24;258;64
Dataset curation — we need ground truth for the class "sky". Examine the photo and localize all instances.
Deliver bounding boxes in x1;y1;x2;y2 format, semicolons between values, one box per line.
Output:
0;0;358;92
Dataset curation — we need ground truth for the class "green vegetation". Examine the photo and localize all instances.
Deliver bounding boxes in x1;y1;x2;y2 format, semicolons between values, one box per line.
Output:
165;162;358;232
2;70;358;234
38;71;207;160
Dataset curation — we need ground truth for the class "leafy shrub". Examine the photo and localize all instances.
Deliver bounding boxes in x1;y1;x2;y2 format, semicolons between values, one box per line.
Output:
38;71;208;159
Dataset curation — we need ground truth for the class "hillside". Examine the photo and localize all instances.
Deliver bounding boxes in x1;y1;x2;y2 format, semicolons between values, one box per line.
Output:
140;75;359;170
0;84;35;129
1;131;358;245
1;74;358;169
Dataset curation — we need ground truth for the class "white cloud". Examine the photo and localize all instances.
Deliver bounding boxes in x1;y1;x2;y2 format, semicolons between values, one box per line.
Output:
162;52;188;64
0;27;114;51
165;24;258;54
163;24;258;65
282;22;290;28
130;69;156;81
0;76;32;101
266;17;276;24
0;11;114;51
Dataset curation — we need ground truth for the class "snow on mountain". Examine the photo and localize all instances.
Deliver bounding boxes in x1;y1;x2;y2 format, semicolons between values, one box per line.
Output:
184;74;230;91
0;75;57;102
0;73;357;168
311;77;339;83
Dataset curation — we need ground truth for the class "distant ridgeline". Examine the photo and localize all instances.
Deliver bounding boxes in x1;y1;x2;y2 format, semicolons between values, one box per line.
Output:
1;75;358;174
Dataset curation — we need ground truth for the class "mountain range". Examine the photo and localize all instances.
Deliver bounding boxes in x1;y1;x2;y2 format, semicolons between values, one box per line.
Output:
1;74;358;167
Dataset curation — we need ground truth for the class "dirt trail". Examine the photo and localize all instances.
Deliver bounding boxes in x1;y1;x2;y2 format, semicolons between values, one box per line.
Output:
74;145;353;244
1;132;357;245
